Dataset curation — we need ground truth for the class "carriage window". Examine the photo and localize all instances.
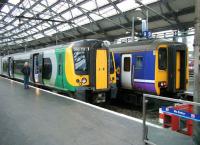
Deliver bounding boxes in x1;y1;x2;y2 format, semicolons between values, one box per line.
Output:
3;61;8;73
124;57;131;71
14;59;29;75
73;48;89;75
43;58;52;80
158;48;167;70
136;56;143;69
110;53;114;74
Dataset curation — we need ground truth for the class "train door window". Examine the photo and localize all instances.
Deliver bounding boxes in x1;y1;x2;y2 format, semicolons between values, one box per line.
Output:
34;55;39;74
58;54;62;75
33;55;40;82
158;48;167;70
136;56;143;69
43;58;52;80
110;53;114;74
124;57;131;71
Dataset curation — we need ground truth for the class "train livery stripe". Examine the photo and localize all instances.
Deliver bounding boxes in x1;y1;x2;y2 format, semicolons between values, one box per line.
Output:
134;79;155;83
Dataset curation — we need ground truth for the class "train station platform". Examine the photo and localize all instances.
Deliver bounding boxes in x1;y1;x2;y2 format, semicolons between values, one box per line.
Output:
0;76;195;145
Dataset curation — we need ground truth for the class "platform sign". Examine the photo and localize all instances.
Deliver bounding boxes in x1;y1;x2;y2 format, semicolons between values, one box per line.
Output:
173;31;178;37
143;31;152;38
162;106;200;122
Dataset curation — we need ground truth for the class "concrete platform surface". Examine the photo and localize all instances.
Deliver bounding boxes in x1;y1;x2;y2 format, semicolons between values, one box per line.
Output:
0;77;195;145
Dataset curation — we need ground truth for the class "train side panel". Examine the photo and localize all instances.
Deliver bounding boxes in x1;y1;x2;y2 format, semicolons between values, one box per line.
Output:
13;53;30;80
132;51;156;94
114;53;122;87
2;57;8;76
42;49;57;87
114;50;156;94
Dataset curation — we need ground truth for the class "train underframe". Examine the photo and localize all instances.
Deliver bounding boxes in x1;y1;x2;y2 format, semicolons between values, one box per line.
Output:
1;74;118;104
116;88;193;106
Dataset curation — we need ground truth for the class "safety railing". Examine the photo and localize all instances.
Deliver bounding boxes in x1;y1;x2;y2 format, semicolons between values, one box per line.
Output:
142;94;200;145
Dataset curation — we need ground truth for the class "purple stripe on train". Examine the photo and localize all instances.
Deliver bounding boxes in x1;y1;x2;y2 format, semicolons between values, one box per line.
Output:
133;82;156;93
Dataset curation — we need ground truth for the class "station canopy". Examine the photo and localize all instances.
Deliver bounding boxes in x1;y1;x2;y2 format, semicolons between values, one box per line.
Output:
0;0;195;54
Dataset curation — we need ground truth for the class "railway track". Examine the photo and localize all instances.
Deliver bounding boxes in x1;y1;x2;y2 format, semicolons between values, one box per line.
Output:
97;100;159;123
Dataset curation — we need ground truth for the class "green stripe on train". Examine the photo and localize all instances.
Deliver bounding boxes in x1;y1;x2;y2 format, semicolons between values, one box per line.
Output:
55;47;76;92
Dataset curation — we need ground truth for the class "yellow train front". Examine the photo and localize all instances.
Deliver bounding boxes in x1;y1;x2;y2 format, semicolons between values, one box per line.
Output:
70;39;117;103
111;39;189;99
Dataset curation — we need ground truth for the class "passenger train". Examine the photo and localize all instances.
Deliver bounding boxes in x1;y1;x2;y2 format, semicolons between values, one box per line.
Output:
0;39;117;103
110;39;189;102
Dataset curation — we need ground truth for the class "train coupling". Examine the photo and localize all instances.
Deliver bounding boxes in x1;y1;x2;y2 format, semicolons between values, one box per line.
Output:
94;93;106;103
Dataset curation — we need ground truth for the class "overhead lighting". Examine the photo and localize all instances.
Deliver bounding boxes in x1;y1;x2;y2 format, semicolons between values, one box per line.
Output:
137;17;142;21
135;7;142;11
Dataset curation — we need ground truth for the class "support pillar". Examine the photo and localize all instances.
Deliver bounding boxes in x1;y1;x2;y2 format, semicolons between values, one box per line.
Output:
182;30;188;44
132;17;135;42
193;0;200;144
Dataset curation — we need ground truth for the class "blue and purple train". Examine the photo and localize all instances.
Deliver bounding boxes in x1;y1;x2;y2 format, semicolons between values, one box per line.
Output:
110;39;189;99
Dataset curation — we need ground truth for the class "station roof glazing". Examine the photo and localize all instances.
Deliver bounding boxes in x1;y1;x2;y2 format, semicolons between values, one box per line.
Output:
0;0;195;54
0;0;158;48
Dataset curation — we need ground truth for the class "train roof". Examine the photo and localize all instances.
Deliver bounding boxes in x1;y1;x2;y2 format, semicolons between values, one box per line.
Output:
109;39;186;52
2;39;103;58
2;44;68;59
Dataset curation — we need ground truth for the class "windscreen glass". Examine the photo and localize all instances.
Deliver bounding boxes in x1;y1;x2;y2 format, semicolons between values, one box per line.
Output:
158;48;167;70
73;47;89;75
110;53;114;74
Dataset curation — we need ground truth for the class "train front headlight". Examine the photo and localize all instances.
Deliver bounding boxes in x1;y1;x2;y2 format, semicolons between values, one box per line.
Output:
158;81;167;88
81;77;87;84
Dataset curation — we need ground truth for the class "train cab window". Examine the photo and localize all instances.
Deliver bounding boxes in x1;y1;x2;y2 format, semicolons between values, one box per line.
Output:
158;48;167;70
124;57;131;71
43;58;52;80
110;53;114;74
136;56;143;69
73;48;89;75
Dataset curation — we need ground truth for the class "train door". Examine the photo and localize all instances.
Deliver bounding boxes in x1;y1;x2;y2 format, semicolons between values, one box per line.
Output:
8;57;14;78
95;49;108;90
121;54;132;89
30;53;43;83
57;53;64;88
168;45;187;92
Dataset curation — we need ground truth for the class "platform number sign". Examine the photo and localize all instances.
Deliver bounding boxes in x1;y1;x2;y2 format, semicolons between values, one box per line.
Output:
143;31;152;39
